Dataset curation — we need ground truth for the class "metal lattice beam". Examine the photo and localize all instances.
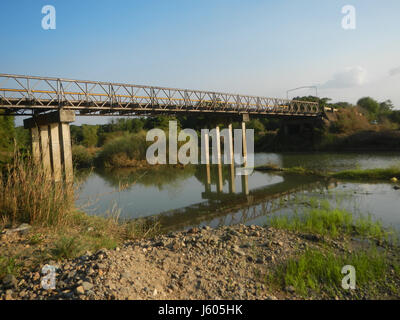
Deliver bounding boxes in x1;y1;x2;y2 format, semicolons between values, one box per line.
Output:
0;74;321;117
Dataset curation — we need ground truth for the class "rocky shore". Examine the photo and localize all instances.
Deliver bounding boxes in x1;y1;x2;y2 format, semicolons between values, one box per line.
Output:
1;224;399;300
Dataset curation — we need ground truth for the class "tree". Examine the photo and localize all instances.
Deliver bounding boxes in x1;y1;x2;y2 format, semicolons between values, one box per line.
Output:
247;119;265;135
389;110;400;125
292;96;331;109
81;124;98;147
330;102;353;109
357;97;380;119
379;100;394;115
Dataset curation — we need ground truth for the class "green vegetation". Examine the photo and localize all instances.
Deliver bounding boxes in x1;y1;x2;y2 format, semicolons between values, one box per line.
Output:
51;236;85;260
0;256;21;279
331;168;400;181
266;199;392;240
255;164;400;182
270;248;396;297
96;131;148;168
264;197;399;297
1;94;400;172
72;145;95;168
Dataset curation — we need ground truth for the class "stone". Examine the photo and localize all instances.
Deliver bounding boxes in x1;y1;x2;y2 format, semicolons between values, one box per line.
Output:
75;285;85;295
96;263;107;270
4;223;31;235
82;281;93;291
4;289;13;300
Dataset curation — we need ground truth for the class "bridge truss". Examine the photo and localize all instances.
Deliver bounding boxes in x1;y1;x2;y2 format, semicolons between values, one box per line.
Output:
0;74;321;117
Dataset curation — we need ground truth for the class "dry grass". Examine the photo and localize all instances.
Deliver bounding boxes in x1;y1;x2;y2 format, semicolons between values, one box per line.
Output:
0;152;161;267
0;153;73;227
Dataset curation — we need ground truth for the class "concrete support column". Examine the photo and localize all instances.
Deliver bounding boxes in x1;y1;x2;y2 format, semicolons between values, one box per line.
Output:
24;110;75;183
242;122;247;167
228;124;235;193
203;131;211;186
217;163;223;193
241;175;249;195
39;125;51;179
215;126;221;165
229;165;236;194
227;124;234;165
215;126;223;193
59;123;74;183
49;123;62;182
30;127;41;164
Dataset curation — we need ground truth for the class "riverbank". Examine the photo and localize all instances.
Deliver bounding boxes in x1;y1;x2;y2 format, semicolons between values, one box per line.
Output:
2;154;400;300
256;129;400;153
1;213;399;300
255;165;400;183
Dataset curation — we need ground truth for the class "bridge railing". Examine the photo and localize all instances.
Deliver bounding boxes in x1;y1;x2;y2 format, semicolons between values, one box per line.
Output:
0;74;320;116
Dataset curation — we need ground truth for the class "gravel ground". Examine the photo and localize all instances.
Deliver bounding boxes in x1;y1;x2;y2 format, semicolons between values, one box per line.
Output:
1;224;398;300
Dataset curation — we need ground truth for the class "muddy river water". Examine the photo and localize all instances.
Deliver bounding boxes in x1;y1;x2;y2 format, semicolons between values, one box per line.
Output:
76;152;400;232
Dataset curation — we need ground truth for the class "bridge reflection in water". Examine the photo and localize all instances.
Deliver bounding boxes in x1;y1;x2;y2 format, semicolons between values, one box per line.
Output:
143;165;337;233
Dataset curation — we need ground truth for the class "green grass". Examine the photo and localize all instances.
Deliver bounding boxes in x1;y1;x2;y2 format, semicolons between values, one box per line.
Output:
266;200;392;240
51;236;85;260
28;233;44;245
0;256;21;279
269;248;395;297
331;168;400;181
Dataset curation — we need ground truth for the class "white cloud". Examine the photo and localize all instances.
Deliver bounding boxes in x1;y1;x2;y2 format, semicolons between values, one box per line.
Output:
321;66;367;89
389;66;400;76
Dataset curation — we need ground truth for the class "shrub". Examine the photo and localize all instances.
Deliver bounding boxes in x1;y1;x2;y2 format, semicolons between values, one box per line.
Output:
72;145;94;168
96;131;148;168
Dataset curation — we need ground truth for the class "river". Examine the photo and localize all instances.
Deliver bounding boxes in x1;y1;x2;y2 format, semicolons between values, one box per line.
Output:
75;152;400;232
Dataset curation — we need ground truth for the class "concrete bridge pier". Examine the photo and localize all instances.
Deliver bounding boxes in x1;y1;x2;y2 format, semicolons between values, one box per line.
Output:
202;120;251;195
24;110;75;183
228;124;236;194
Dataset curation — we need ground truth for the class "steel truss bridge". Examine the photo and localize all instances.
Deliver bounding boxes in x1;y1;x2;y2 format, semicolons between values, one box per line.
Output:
0;74;321;118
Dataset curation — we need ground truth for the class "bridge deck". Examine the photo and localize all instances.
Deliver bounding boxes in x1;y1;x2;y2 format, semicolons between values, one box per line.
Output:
0;74;321;117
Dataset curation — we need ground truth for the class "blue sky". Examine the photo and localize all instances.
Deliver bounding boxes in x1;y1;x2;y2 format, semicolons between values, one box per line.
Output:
1;0;399;124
